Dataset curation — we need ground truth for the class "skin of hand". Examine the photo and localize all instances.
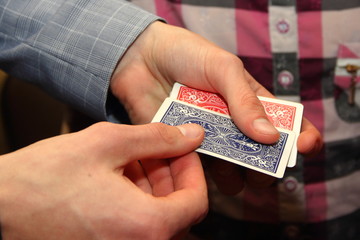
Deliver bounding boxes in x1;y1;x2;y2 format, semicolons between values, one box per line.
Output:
0;122;208;240
111;21;323;194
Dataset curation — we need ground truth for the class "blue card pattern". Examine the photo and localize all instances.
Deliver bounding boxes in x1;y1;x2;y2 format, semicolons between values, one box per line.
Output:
159;101;289;173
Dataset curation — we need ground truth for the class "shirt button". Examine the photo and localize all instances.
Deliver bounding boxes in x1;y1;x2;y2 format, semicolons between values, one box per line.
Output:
278;70;294;89
284;176;298;192
276;19;290;34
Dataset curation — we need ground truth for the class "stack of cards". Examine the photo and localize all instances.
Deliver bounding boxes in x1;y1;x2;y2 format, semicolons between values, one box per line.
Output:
152;83;303;178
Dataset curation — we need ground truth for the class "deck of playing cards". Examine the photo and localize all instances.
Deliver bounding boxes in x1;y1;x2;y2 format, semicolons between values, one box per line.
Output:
152;83;303;178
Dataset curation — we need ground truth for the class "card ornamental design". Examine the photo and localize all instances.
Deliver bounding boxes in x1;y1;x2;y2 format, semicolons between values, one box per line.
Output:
159;101;289;173
260;100;296;130
177;86;297;130
177;86;230;115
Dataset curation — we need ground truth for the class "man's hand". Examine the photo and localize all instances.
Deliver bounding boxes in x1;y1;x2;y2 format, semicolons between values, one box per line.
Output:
112;21;279;143
111;21;323;194
0;122;207;240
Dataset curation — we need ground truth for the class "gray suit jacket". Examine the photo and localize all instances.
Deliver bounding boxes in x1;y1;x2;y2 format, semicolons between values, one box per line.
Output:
0;0;159;122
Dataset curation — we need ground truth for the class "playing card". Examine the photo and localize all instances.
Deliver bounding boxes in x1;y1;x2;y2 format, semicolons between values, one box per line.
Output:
170;83;303;167
152;98;296;178
170;82;230;115
257;97;303;167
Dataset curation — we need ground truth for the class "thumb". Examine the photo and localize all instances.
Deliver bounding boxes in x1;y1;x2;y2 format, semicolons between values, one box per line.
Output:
226;81;280;144
210;58;280;144
85;122;204;169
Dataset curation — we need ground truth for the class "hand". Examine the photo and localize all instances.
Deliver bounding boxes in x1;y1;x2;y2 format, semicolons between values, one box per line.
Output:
206;116;323;194
112;21;279;143
111;21;323;194
0;122;207;240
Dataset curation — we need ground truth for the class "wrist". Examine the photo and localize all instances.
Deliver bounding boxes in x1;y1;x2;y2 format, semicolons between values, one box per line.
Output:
109;21;168;124
0;156;10;235
0;155;10;208
0;154;18;220
110;20;164;83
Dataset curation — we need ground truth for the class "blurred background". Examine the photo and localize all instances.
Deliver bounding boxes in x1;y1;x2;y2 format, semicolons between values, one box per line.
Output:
0;70;95;155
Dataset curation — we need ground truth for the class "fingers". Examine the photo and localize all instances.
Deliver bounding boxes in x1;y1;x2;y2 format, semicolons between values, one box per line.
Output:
136;129;207;197
124;132;208;234
123;161;153;194
83;122;205;169
137;158;174;196
227;72;279;144
169;152;206;194
159;152;208;232
208;162;274;195
245;170;276;188
204;53;280;144
208;158;245;195
297;117;323;157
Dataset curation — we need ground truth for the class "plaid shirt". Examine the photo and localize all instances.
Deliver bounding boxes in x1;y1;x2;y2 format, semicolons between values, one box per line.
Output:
1;0;359;239
0;0;158;121
129;1;360;239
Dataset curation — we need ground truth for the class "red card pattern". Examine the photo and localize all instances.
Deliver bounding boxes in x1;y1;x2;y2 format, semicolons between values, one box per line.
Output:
177;86;229;115
177;86;296;130
260;100;295;130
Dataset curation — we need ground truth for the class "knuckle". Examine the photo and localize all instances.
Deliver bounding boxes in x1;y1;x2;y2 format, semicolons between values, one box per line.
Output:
239;93;264;111
149;123;180;145
87;121;111;132
224;52;244;67
215;52;244;70
83;122;124;146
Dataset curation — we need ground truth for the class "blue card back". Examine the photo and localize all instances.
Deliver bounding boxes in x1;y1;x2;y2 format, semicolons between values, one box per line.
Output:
153;99;293;177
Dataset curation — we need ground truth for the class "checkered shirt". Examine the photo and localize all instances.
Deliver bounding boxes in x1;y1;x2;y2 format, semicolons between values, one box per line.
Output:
129;1;360;239
0;0;159;121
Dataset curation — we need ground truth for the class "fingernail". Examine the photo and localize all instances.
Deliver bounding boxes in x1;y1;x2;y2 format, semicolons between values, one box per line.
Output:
177;124;203;138
253;118;278;135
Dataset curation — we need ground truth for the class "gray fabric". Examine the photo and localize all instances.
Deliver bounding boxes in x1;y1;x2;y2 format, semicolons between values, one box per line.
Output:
322;0;360;10
0;0;160;121
272;52;300;96
270;0;296;7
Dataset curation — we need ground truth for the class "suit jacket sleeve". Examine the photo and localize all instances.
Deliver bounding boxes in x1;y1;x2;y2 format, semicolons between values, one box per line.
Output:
0;0;160;122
